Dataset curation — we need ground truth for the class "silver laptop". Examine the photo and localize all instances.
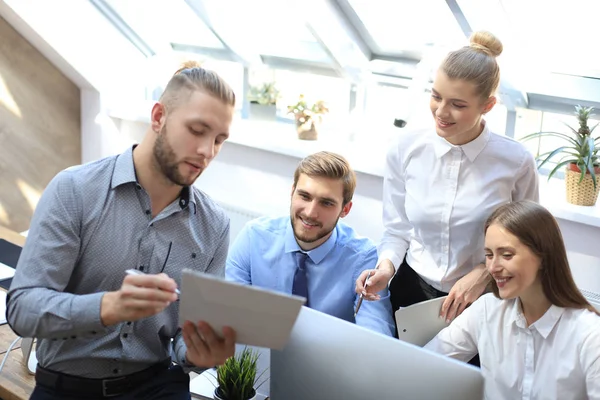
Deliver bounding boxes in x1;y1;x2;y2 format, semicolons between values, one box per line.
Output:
582;289;600;312
395;296;450;346
271;306;483;400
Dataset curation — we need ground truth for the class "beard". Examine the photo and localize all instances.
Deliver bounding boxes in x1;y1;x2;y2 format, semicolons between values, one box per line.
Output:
153;125;201;187
290;212;340;244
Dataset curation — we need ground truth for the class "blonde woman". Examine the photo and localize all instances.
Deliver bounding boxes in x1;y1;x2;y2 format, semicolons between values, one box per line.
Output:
357;31;538;327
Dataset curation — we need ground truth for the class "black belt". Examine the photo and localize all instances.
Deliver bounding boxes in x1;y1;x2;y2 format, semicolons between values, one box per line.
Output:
35;358;172;398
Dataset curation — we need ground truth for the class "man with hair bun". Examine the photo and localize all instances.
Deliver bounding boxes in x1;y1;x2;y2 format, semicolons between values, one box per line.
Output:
7;61;238;399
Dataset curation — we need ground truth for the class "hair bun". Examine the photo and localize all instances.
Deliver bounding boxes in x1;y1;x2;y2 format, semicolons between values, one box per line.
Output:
173;60;204;76
469;31;503;58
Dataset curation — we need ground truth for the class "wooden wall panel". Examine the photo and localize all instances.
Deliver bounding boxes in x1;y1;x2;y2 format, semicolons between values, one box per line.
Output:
0;16;81;233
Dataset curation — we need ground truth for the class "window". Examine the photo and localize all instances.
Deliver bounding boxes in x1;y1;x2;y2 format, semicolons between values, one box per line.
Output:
364;83;409;132
250;68;350;135
514;108;600;177
498;0;600;78
485;102;507;136
104;0;224;50
190;0;332;65
514;107;543;157
347;0;465;57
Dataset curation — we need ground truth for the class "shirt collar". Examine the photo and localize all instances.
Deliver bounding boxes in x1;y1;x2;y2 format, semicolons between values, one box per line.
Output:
511;299;564;339
110;145;197;214
111;146;138;189
432;121;490;162
284;219;338;264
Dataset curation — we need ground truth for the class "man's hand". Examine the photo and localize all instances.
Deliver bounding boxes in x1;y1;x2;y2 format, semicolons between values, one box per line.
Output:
100;273;178;326
182;321;236;368
439;264;491;323
355;259;395;301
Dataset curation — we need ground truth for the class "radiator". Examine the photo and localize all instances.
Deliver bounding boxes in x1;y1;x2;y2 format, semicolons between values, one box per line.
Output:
581;289;600;312
218;201;264;243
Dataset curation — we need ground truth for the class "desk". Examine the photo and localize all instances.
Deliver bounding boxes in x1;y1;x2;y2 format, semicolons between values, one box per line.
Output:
0;226;34;400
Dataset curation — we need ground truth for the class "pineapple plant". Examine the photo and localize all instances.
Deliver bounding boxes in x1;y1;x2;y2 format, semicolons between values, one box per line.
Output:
521;105;600;205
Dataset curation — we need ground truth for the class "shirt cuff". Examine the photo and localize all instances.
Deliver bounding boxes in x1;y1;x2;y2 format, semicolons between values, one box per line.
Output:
71;292;107;334
173;336;210;374
377;250;403;272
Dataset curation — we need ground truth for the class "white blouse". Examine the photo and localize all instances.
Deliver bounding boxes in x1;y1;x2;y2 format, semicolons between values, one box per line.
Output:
425;293;600;400
378;123;539;292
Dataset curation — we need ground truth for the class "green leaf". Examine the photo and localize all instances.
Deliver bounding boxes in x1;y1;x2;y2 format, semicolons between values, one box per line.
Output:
548;159;577;180
520;131;580;148
215;347;263;400
536;146;572;169
562;122;581;136
583;136;598;189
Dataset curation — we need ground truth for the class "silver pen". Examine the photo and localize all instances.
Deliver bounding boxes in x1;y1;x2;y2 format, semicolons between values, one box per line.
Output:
125;269;181;295
354;269;375;317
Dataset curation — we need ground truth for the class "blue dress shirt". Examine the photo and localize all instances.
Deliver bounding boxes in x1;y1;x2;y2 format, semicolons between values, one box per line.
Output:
226;216;395;336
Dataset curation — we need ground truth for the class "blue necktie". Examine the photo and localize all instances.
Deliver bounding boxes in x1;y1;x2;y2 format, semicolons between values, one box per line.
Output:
292;251;309;307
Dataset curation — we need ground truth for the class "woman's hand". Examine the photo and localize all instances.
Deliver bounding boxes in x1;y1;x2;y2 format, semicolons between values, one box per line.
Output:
355;259;395;301
440;264;490;323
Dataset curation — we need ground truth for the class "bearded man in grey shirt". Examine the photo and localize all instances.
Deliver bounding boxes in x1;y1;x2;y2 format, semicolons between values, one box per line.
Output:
6;61;238;400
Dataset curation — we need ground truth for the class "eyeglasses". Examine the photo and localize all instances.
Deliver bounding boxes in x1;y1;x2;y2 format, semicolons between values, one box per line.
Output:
160;241;173;273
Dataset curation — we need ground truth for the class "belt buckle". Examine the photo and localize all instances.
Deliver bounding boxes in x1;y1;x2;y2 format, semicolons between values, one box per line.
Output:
102;376;128;397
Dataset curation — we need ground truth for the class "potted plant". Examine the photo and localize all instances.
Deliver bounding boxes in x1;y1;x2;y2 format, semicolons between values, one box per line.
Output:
213;347;265;400
521;105;600;206
287;95;329;140
248;82;280;121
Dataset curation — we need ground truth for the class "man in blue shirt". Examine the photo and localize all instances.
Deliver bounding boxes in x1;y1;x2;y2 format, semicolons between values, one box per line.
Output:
226;152;394;336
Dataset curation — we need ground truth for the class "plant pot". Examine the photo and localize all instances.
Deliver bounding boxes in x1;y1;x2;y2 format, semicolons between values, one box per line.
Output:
565;163;600;206
249;103;276;122
296;120;319;141
213;387;257;400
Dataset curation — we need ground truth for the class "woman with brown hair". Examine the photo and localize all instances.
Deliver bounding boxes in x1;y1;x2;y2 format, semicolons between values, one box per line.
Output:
425;201;600;400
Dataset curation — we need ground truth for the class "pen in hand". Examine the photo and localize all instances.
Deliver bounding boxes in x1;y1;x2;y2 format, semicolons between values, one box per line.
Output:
125;269;181;295
354;269;374;318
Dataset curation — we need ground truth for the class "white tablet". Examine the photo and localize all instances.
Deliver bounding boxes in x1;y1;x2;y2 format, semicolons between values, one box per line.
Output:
179;269;306;350
395;296;450;347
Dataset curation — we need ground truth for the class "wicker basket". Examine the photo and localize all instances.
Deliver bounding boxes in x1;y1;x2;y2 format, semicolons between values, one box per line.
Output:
565;168;600;206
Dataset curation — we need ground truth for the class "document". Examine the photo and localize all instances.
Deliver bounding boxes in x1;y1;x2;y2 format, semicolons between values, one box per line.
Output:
179;269;305;350
0;262;15;281
395;296;450;347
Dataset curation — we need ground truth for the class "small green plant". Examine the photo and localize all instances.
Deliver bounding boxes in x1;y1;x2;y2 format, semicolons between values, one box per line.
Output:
521;105;600;188
214;347;266;400
287;94;329;126
248;82;280;105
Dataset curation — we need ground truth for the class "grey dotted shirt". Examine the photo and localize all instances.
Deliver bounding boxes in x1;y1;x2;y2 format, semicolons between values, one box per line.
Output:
6;146;230;378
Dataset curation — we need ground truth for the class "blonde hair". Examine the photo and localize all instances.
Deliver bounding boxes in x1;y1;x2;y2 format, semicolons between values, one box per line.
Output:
159;60;236;110
441;31;503;99
293;151;356;205
486;201;600;316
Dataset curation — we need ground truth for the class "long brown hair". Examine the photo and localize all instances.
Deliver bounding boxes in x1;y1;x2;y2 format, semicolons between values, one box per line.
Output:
485;200;599;315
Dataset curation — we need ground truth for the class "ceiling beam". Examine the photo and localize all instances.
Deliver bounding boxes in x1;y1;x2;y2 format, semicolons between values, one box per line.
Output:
304;0;371;83
89;0;155;58
184;0;261;66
